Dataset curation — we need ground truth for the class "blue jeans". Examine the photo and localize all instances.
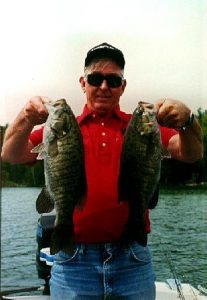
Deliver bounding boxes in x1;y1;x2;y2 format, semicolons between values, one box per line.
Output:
50;242;156;300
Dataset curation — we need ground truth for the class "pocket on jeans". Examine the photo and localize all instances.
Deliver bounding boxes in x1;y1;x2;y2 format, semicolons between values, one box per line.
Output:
129;242;151;263
54;248;79;264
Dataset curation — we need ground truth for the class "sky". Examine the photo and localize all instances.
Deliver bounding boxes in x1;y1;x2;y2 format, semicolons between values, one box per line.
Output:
0;0;207;125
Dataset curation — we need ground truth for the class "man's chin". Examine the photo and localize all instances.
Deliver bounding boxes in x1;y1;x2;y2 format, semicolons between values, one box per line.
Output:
93;104;112;115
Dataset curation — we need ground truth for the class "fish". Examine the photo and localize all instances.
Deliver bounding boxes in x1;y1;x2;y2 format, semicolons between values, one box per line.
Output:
32;99;86;255
119;101;162;246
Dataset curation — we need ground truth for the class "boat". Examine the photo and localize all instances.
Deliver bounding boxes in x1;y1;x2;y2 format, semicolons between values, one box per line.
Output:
1;280;207;300
1;213;207;300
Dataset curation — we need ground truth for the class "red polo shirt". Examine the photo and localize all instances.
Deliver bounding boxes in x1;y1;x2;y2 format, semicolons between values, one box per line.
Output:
29;104;177;243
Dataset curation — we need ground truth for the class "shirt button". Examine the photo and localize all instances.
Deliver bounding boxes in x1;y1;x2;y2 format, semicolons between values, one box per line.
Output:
102;142;106;147
102;132;106;136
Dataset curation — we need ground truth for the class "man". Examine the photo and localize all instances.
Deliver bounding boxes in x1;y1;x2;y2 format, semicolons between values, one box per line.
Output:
1;43;203;299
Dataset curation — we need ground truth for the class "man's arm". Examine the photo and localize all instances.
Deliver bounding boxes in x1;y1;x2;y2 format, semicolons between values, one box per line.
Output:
1;96;49;164
155;98;203;162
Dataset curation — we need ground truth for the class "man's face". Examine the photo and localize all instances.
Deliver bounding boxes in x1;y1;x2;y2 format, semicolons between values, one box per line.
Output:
79;60;126;115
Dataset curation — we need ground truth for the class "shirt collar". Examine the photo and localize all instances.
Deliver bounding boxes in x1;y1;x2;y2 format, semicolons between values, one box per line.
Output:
77;104;130;124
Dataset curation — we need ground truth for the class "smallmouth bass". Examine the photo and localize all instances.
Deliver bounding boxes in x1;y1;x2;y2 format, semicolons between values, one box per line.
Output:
119;101;162;245
32;99;86;255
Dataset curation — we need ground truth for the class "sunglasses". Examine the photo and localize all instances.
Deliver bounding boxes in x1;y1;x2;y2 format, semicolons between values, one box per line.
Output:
86;73;124;88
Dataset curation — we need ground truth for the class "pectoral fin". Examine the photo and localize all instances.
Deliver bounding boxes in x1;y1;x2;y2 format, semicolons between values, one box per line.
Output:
31;143;46;160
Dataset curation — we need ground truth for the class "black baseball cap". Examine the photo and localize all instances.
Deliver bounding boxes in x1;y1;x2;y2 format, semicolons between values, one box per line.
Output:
85;42;125;69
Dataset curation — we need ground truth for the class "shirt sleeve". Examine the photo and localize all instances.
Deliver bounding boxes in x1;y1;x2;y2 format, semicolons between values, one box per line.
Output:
29;126;44;146
159;125;178;147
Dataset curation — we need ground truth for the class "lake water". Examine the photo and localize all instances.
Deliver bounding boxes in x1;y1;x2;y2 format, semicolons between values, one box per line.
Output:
1;187;207;294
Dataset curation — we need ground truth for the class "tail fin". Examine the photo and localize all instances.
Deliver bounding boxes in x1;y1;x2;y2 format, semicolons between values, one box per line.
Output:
50;224;74;255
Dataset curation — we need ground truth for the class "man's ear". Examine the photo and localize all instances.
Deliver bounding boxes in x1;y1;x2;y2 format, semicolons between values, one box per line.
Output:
79;76;86;93
120;79;127;96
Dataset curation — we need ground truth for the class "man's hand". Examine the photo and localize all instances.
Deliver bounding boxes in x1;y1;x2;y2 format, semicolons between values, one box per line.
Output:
155;98;191;129
23;96;50;126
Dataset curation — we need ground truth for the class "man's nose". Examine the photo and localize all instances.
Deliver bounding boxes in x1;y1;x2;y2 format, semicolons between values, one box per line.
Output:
99;79;109;89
